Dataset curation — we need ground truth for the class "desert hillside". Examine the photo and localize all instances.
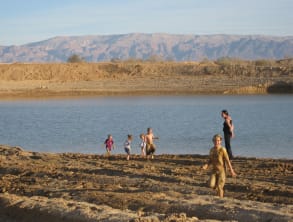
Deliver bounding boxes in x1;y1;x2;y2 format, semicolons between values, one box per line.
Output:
0;59;292;98
1;33;293;62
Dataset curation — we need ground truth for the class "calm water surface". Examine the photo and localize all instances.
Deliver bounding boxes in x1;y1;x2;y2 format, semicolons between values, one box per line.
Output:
0;95;292;158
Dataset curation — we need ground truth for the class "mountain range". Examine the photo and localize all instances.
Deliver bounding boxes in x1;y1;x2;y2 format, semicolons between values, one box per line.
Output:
1;33;293;63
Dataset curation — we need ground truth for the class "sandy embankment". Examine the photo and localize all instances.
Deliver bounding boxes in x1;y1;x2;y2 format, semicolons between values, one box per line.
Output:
0;145;292;222
0;62;292;99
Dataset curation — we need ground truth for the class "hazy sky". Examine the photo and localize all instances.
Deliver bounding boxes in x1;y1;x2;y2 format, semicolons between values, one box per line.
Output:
1;0;292;45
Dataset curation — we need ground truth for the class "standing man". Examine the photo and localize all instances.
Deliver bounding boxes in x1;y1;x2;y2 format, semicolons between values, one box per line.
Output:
221;110;234;159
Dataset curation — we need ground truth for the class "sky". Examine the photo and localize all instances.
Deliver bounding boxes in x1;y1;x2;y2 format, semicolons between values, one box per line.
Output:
1;0;293;46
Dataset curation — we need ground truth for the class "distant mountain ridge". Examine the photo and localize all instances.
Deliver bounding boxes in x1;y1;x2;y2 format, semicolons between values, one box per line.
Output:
1;33;293;63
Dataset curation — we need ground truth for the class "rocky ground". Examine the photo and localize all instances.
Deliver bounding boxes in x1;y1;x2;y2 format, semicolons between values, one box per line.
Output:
0;145;292;222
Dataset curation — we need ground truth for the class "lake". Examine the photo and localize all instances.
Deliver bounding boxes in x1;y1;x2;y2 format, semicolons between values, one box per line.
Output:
0;95;292;159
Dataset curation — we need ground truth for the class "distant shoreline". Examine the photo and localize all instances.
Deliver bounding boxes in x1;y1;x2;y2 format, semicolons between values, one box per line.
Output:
0;83;291;100
0;62;292;99
0;88;265;100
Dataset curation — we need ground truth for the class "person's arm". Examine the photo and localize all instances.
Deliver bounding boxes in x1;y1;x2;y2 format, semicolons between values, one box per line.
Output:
202;154;211;170
226;117;234;138
224;155;236;176
202;163;209;170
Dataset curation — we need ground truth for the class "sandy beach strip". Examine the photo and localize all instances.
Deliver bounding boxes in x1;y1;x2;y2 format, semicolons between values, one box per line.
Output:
0;145;292;221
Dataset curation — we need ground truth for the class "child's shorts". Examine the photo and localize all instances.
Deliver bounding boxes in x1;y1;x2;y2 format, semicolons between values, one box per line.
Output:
146;143;156;155
124;147;131;155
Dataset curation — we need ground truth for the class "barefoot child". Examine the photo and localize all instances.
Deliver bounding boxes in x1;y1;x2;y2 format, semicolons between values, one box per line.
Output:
104;134;115;156
202;134;236;198
145;128;159;159
124;134;132;161
139;133;146;157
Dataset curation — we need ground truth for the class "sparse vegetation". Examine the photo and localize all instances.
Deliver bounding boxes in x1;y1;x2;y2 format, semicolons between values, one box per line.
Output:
67;54;84;63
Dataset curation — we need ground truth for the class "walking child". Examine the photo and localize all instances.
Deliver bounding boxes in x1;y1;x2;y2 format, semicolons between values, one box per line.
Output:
140;133;146;157
104;134;115;156
145;127;159;159
202;134;236;198
124;134;132;161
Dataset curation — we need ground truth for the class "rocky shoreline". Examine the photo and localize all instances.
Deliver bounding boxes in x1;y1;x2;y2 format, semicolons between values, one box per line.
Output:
0;145;292;221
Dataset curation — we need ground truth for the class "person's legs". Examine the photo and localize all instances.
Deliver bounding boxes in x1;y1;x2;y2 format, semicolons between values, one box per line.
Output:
106;148;111;157
125;148;130;160
150;144;156;159
146;144;152;159
209;173;216;189
224;133;233;159
216;171;226;198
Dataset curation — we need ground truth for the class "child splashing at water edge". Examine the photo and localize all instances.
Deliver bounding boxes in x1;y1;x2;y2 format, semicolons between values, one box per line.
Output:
202;134;236;198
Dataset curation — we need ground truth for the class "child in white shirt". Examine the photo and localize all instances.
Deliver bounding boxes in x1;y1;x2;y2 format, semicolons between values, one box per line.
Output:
124;134;133;160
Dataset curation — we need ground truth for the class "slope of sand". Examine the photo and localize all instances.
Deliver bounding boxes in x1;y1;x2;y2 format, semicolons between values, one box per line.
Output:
0;145;292;222
0;62;292;99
